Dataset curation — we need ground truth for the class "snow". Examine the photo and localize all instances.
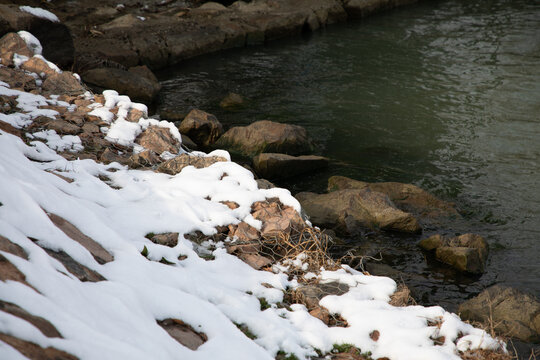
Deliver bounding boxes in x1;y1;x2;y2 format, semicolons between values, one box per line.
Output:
0;47;506;360
19;6;60;23
17;31;42;55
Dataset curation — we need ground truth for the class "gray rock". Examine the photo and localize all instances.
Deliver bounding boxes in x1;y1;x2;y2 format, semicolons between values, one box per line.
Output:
296;189;421;235
157;154;227;175
81;67;160;104
253;153;328;179
459;285;540;343
42;72;86;96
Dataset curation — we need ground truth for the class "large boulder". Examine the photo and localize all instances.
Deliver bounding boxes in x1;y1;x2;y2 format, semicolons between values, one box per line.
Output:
136;126;180;155
178;109;224;147
458;285;540;343
0;32;32;66
81;67;160;104
328;176;458;219
419;233;488;274
295;189;421;235
253;153;329;179
0;5;74;68
215;120;313;156
42;72;86;96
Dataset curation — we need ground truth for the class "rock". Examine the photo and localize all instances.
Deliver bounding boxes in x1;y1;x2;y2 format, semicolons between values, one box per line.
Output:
228;222;260;242
42;72;86;96
0;300;61;338
309;306;330;324
48;213;114;264
100;148;128;165
296;189;421;235
0;333;78;360
178;109;223;147
343;0;392;18
158;318;207;350
157;154;227;175
0;32;33;66
328;176;458;219
44;248;106;282
128;150;161;168
0;5;74;68
419;233;488;274
294;281;349;310
256;178;275;189
253;153;329;179
251;198;306;237
81;67;160;104
215;120;313;156
0;67;37;91
0;120;23;139
148;232;179;247
458;285;540;342
237;253;273;269
46;119;80;135
126;108;145;123
219;92;245;110
196;2;228;12
160;109;186;122
136;126;180;155
0;235;27;259
180;134;198;150
21;56;57;78
128;65;160;84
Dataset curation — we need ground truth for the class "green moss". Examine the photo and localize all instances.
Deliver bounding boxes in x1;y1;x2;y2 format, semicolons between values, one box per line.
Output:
234;323;257;340
332;343;355;353
275;351;299;360
159;257;174;265
259;297;270;310
140;245;149;257
144;232;155;240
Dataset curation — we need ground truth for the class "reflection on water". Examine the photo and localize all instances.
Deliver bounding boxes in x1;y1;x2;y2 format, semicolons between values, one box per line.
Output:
158;0;540;308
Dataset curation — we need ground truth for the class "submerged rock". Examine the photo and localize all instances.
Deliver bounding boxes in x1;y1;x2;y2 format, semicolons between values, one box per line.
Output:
178;109;224;147
253;153;329;179
215;120;313;156
419;233;488;274
458;285;540;343
220;92;245;110
328;176;458;219
295;189;421;235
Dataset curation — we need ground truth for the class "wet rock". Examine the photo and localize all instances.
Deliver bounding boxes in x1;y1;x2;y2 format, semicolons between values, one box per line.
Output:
343;0;394;18
42;72;86;96
21;56;57;78
178;109;223;147
158;318;207;350
148;232;179;247
215;120;313;156
253;153;329;179
328;176;458;219
157;153;227;175
128;150;161;168
419;233;488;274
0;5;74;68
251;198;306;237
296;189;421;235
0;32;33;66
128;65;160;85
180;134;198;150
220;92;245;110
458;285;540;342
82;67;160;104
136;126;180;155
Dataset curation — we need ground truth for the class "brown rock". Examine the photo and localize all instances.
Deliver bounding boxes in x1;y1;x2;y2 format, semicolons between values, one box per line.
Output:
294;282;349;310
48;213;114;264
0;120;23;138
251;199;305;237
309;306;330;324
0;301;61;338
238;253;273;269
0;66;37;91
215;120;313;156
370;330;380;341
21;56;56;78
328;176;458;219
459;285;540;342
136;126;179;155
296;189;421;235
128;150;161;168
0;253;29;286
180;134;198;150
128;65;159;84
0;235;28;259
157;154;227;175
158;318;207;350
178;109;224;147
81;123;100;135
126;108;144;123
419;233;489;274
0;32;32;66
221;201;240;210
148;232;179;247
46;119;80;135
100;148;128;165
43;248;105;282
0;334;78;360
219;92;245;110
253;153;329;179
42;72;86;96
228;221;260;242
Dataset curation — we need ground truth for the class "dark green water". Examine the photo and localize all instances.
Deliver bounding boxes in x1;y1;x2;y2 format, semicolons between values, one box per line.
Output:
158;0;540;312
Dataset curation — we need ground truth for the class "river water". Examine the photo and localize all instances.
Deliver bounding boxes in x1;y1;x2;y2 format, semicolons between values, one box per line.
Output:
158;0;540;312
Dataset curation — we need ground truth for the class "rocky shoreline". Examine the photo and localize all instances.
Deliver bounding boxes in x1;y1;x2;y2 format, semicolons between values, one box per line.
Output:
1;1;539;359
